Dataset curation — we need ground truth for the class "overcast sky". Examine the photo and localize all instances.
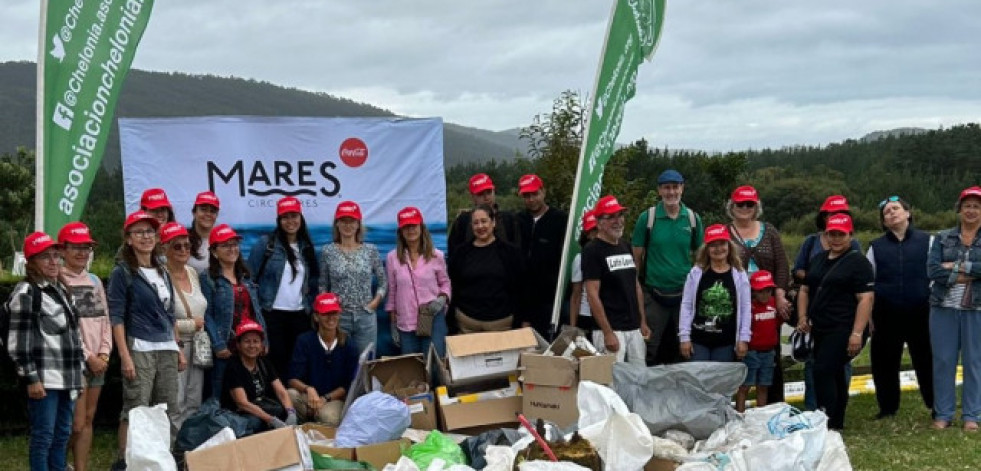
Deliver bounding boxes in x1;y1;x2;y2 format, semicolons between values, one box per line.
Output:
3;0;979;151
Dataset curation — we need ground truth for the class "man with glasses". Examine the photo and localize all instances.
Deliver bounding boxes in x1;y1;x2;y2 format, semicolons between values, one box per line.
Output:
582;196;650;365
516;174;568;337
632;169;704;365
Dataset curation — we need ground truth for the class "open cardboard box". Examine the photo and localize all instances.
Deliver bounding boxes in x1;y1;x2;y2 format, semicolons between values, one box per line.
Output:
361;353;438;430
186;427;309;471
444;327;544;382
302;423;410;470
519;349;615;428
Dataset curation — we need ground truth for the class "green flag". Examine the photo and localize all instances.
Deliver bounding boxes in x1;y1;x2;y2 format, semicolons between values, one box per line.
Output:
551;0;667;327
36;0;155;232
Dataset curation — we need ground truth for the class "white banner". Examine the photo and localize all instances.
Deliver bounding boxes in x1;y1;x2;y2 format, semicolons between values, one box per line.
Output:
119;116;446;255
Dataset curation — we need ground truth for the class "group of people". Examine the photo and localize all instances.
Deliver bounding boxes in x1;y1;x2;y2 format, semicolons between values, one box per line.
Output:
5;169;980;470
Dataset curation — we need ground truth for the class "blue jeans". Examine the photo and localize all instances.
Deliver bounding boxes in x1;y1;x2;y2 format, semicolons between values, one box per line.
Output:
692;343;735;362
804;359;853;411
399;310;448;358
340;308;377;356
27;389;75;471
930;306;981;422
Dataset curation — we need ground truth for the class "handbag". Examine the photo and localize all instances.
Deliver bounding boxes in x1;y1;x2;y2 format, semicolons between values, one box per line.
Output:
408;263;436;337
173;271;213;368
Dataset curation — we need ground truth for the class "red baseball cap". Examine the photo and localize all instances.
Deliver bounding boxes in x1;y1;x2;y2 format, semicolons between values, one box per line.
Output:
397;207;423;228
334;201;362;221
750;270;777;291
468;173;495;195
57;222;96;245
277;196;302;216
140;188;172;210
209;224;241;245
194;191;220;209
24;232;60;259
731;185;759;203
159;222;189;244
820;195;850;213
825;214;854;233
314;293;342;315
582;209;598;232
518;174;544;194
235;320;264;339
959;186;981;202
704;224;732;244
124;210;161;231
593;195;627;216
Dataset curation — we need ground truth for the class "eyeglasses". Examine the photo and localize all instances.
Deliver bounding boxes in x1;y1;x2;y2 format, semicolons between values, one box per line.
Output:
878;195;900;209
127;229;156;238
734;201;757;209
170;242;191;251
64;244;93;253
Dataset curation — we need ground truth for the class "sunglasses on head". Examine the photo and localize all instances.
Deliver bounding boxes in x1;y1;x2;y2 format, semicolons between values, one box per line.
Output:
878;195;900;209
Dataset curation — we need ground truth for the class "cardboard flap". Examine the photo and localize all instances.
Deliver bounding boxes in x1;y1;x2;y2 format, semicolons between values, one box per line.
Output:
446;327;539;358
579;355;616;384
187;427;300;471
520;354;577;387
364;353;428;395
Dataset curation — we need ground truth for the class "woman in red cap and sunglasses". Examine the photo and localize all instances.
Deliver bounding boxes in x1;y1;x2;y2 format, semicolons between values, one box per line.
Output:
5;232;84;471
57;222;110;471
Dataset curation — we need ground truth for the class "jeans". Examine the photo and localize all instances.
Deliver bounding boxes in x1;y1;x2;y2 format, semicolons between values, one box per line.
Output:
400;309;448;358
28;389;76;471
339;308;377;356
691;343;735;362
930;306;981;422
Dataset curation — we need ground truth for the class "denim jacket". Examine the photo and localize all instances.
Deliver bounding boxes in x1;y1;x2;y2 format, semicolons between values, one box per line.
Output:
928;226;981;308
107;262;176;343
200;272;268;352
246;235;318;312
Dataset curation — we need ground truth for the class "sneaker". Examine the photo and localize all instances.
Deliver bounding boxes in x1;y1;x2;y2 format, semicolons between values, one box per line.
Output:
110;459;127;471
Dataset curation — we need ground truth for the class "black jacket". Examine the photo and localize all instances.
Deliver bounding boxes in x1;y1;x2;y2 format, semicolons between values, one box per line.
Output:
517;206;569;332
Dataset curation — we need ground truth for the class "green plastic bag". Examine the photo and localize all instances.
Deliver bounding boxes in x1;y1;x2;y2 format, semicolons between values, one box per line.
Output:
310;450;373;470
404;430;467;469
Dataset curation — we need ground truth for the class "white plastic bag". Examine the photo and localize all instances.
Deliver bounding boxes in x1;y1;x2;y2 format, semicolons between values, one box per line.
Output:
816;431;851;471
483;445;517;471
126;404;177;471
193;426;236;451
576;381;654;471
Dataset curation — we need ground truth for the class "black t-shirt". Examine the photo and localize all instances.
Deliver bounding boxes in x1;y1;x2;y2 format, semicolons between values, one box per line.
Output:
804;251;874;333
221;356;281;411
454;244;512;320
692;268;737;348
581;239;641;331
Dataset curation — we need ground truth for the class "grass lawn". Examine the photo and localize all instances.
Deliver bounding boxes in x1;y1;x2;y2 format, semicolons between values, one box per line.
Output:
0;390;977;470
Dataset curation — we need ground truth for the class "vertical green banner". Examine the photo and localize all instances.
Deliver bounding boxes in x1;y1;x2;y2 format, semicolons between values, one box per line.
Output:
551;0;667;327
36;0;155;233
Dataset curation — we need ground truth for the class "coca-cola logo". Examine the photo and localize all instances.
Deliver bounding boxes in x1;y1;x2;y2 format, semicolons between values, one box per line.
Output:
339;138;368;168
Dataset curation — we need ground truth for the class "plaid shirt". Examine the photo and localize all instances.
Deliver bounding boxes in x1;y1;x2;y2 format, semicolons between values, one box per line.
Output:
5;280;85;390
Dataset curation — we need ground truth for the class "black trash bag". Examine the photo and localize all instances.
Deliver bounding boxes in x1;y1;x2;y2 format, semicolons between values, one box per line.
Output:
461;428;524;470
175;398;254;452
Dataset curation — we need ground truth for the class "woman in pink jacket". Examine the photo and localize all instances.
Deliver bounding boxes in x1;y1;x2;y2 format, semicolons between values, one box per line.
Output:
385;207;451;357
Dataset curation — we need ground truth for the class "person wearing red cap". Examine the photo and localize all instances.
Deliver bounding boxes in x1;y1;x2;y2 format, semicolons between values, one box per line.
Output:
796;214;874;431
927;186;981;431
516;174;569;336
57;223;110;471
140;188;176;226
631;169;704;366
446;173;522;257
201;224;268;399
159;222;209;431
385;207;451;356
248;196;321;379
221;321;296;434
5;232;84;471
725;185;791;404
678;224;751;363
735;270;781;413
448;204;527;333
187;191;222;274
866;195;933;421
581;196;649;365
570;210;599;332
286;293;359;426
107;211;183;470
319;201;386;355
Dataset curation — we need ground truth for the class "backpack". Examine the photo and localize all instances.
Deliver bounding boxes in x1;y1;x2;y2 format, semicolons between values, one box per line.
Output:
1;282;43;361
638;204;699;284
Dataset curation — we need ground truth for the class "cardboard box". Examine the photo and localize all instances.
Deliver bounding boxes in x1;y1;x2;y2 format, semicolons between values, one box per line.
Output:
445;328;543;381
302;423;410;470
520;352;616;428
186;427;308;471
431;343;524;433
645;457;681;471
361;353;439;430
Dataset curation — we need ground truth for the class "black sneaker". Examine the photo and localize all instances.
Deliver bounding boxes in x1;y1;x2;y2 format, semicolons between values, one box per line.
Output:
110;459;127;471
875;411;896;420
